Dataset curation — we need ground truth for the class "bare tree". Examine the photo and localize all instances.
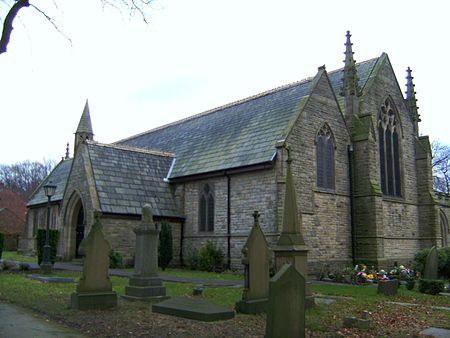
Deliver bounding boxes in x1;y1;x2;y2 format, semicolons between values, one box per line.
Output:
432;140;450;194
0;159;56;200
0;0;154;55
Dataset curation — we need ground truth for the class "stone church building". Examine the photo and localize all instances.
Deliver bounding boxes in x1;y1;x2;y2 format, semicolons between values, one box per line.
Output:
20;32;449;272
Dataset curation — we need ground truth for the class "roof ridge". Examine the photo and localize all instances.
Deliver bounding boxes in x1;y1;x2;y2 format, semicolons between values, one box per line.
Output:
116;76;315;144
87;140;175;158
327;56;379;77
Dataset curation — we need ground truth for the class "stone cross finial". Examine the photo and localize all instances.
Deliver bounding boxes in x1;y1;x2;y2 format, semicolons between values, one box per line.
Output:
252;210;260;227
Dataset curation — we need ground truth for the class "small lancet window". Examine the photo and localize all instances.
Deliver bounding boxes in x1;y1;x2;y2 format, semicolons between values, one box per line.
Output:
316;123;335;190
378;97;401;197
199;184;214;232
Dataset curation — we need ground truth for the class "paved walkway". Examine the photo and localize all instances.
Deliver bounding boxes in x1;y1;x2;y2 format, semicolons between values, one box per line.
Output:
0;302;85;338
22;261;244;287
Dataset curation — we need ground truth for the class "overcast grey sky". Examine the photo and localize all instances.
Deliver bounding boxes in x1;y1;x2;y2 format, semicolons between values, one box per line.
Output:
1;0;449;164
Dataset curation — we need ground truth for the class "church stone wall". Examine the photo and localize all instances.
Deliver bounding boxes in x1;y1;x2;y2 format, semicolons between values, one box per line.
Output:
58;144;99;260
354;58;436;266
285;71;353;272
100;216;182;266
181;168;278;270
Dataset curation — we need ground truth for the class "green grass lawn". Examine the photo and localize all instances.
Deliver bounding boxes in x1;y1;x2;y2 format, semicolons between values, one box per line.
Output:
1;250;37;263
1;260;448;337
0;269;448;337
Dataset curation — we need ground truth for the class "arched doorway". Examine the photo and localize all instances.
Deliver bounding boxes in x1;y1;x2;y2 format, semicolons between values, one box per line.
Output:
64;191;86;260
75;205;85;257
440;210;449;247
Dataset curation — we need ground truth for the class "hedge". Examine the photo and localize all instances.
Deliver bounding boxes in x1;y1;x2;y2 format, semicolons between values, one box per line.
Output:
36;229;59;264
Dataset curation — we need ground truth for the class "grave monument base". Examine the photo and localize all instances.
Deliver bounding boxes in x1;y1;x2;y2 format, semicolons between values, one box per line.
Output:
235;298;268;314
70;291;117;310
123;276;166;300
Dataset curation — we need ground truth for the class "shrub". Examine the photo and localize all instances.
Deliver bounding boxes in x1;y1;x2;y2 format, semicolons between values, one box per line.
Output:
418;279;445;295
439;247;450;279
405;277;415;290
186;249;200;270
413;247;450;279
36;229;59;265
197;240;224;272
158;222;173;271
109;249;123;268
0;233;4;259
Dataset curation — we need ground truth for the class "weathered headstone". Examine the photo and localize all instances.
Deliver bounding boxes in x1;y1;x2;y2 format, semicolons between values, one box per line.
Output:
424;246;438;280
235;210;270;314
265;263;305;338
70;210;117;310
377;280;398;296
122;204;166;301
272;147;314;308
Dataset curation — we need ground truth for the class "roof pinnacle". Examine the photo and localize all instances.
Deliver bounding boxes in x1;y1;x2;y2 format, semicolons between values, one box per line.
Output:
340;31;361;97
405;67;421;123
65;142;70;159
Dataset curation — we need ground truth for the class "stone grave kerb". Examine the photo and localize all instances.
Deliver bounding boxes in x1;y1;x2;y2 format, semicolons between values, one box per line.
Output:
235;210;270;314
265;263;305;338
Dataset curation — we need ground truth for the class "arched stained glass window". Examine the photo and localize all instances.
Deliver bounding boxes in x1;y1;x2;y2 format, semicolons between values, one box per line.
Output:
379;98;401;197
316;124;335;190
199;184;214;232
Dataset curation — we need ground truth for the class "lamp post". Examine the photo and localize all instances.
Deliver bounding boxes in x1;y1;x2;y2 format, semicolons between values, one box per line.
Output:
40;182;57;274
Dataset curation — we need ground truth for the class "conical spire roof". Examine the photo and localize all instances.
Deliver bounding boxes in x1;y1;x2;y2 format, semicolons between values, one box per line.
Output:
340;31;361;96
76;100;93;135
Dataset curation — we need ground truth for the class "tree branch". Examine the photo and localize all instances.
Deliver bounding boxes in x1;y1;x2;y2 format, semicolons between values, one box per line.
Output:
0;0;30;55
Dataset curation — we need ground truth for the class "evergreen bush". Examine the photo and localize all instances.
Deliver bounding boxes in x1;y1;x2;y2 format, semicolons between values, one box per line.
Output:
158;222;173;271
36;229;59;264
109;249;123;268
418;279;445;295
0;233;4;259
413;247;450;279
198;240;224;272
186;249;200;270
405;277;415;290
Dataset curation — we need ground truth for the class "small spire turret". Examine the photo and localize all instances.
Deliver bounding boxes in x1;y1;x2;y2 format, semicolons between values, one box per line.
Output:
74;100;94;153
340;31;361;97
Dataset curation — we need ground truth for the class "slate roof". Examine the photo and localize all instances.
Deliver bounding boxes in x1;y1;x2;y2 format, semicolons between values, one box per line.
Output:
27;158;73;207
86;142;181;218
118;57;380;179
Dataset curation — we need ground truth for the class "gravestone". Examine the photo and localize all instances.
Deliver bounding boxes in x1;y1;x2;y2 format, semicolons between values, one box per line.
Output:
343;310;370;330
377;280;398;296
70;210;117;310
424;246;438;280
152;297;235;321
123;204;166;301
265;263;305;338
272;148;314;308
235;210;270;314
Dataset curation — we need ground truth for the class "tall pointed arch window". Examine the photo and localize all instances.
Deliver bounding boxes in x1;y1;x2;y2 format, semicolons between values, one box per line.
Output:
378;98;401;197
316;123;335;190
199;184;214;232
